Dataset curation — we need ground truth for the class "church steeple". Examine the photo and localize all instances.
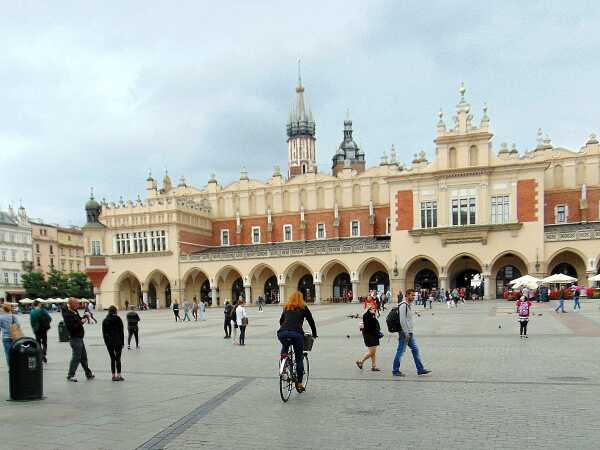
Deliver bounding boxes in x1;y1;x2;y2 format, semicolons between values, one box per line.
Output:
287;59;317;178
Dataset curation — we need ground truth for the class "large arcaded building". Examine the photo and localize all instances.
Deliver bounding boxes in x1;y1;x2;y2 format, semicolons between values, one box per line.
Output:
82;79;600;309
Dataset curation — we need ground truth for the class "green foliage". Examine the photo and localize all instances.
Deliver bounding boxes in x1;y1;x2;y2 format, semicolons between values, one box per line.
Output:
21;271;49;298
67;272;94;299
47;269;70;298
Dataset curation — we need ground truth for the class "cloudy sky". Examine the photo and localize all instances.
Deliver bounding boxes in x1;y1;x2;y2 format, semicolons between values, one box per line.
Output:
1;1;599;225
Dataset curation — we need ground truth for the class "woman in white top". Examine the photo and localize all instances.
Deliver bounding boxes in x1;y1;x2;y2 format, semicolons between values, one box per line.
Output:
235;300;248;346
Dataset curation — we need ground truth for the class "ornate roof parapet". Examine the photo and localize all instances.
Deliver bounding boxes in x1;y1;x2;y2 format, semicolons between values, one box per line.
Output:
240;166;249;181
586;133;598;145
436;109;446;134
480;102;490;130
389;145;398;165
583;133;600;154
161;169;172;193
509;143;519;158
498;142;510;157
273;165;282;177
380;148;388;165
534;128;553;152
178;175;187;188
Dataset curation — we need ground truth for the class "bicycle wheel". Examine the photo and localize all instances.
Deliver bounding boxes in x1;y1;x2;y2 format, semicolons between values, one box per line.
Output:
279;358;294;402
301;353;309;390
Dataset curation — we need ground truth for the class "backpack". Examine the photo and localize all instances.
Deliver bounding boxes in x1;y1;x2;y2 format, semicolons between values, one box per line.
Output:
39;311;51;331
386;306;402;333
518;301;529;317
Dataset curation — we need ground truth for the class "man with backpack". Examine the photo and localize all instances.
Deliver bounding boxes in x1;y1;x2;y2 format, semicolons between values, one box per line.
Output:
30;300;52;363
387;289;431;377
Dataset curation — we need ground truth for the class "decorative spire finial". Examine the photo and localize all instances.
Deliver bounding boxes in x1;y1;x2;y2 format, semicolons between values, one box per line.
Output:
459;82;466;100
90;187;94;200
240;166;248;180
390;144;397;163
297;57;302;86
586;133;598;145
536;128;544;146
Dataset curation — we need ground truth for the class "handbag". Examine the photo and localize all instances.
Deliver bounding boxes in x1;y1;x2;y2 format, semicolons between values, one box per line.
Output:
10;316;23;341
242;317;249;326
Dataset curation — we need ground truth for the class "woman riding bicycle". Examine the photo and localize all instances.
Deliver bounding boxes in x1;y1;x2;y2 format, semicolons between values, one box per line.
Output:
277;291;317;392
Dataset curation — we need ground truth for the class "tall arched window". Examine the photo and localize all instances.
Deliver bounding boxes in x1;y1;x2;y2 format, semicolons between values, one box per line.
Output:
449;147;457;169
554;165;564;188
469;146;478;166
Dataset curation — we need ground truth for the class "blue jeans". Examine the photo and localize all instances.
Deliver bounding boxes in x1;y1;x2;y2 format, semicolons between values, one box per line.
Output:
3;337;13;367
555;298;565;312
393;333;424;374
277;330;305;383
573;298;581;310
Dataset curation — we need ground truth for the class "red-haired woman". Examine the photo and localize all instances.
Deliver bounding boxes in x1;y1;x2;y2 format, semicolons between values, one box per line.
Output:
277;291;318;392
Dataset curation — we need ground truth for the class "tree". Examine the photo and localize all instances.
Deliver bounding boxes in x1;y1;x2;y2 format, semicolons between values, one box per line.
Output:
47;269;70;298
67;272;94;299
21;272;49;298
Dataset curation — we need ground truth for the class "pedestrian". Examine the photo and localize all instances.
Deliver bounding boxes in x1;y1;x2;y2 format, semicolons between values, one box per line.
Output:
516;295;532;339
257;295;264;312
397;290;403;304
428;292;434;310
102;306;125;381
231;300;239;343
392;289;431;377
29;300;52;363
573;288;581;311
173;302;181;322
446;290;453;309
0;304;22;367
85;301;98;324
126;306;140;349
182;300;191;321
236;300;248;345
62;297;95;382
192;298;199;321
199;300;206;321
223;301;232;338
385;289;392;310
554;289;566;313
356;304;382;371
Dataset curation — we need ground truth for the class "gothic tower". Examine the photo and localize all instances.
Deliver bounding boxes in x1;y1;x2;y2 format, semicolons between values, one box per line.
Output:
287;61;317;178
332;111;365;176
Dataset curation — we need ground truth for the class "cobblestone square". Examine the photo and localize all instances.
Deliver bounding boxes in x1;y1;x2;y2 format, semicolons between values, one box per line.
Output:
1;300;600;450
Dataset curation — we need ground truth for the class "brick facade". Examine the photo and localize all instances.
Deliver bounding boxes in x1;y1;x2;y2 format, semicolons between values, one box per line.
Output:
179;229;213;255
396;191;413;231
517;179;538;222
544;187;600;224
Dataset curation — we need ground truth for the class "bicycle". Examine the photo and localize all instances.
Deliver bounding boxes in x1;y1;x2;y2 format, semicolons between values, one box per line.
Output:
278;334;313;402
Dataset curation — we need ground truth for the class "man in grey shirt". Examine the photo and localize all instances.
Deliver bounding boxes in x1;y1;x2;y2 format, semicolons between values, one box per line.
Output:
392;288;431;377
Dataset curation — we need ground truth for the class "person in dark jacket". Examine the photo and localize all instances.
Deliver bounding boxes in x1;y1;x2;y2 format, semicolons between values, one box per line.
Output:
173;302;181;322
30;300;52;363
277;291;318;392
224;301;232;338
126;306;140;349
356;304;382;371
62;298;94;382
102;305;125;381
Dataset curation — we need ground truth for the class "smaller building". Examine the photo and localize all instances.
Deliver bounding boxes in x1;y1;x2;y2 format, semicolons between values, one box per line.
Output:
31;221;85;275
57;226;84;273
0;205;32;302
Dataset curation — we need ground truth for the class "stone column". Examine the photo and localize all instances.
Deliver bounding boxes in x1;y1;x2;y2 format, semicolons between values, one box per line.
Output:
352;281;359;303
211;287;218;307
314;282;321;304
279;284;286;304
142;290;149;309
482;273;491;300
439;276;448;291
244;286;252;304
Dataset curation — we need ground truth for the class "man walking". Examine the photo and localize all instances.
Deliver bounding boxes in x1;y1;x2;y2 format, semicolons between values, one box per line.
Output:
62;297;95;382
223;301;232;338
30;300;51;363
182;300;191;321
257;295;264;312
392;289;431;377
554;290;567;313
573;288;581;311
126;306;140;349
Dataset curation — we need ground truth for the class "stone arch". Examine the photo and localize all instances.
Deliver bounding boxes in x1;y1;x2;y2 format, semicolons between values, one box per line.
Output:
489;251;529;298
114;271;142;310
283;261;314;303
249;263;278;303
404;256;440;292
144;269;171;309
446;254;483;291
182;267;210;304
357;257;390;299
214;265;244;306
547;248;588;284
320;259;352;301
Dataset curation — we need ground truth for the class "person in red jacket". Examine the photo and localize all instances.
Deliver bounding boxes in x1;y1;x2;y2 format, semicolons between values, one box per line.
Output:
516;295;532;339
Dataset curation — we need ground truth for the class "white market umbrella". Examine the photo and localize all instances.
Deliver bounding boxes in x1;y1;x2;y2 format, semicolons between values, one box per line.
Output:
19;299;34;304
509;275;541;286
589;274;600;282
512;280;539;290
542;273;577;284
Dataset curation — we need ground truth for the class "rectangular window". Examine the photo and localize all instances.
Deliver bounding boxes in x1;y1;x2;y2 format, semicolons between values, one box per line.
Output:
3;272;8;284
35;243;40;253
50;257;54;268
61;261;66;271
316;223;326;239
386;217;391;235
13;272;18;285
77;262;81;271
452;197;476;226
1;250;5;261
420;201;438;228
283;225;292;242
556;205;566;224
36;257;40;266
252;226;261;244
491;196;510;224
221;230;230;246
69;261;73;271
350;220;360;237
91;240;101;256
49;245;54;255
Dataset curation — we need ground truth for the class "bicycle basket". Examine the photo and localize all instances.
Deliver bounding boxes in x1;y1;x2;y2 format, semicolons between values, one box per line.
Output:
303;334;314;351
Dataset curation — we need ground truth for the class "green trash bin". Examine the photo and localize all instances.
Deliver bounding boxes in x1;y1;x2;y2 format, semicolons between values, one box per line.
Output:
58;321;70;342
9;337;43;401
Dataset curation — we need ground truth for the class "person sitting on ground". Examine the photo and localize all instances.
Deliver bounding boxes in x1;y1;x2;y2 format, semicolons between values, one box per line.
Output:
277;291;318;393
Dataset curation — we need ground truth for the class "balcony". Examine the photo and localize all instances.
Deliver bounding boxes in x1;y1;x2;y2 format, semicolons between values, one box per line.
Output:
544;222;600;242
408;223;523;246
